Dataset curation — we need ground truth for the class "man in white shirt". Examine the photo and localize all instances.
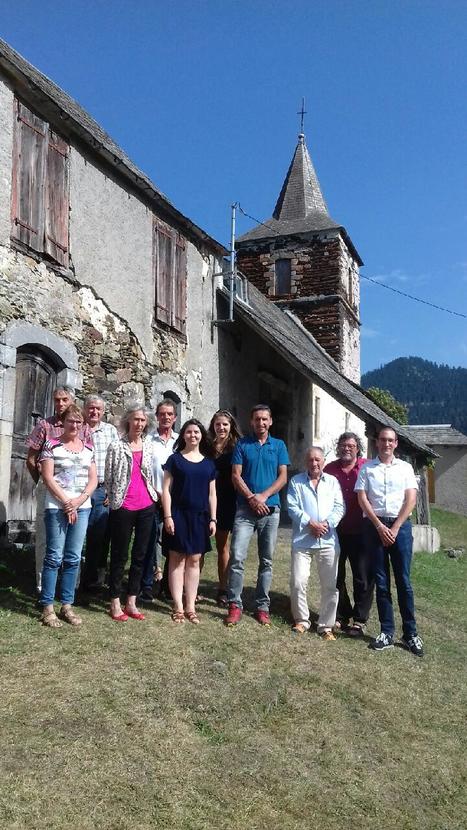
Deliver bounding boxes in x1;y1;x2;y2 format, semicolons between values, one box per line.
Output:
81;395;118;591
140;399;178;602
287;447;345;640
355;426;423;656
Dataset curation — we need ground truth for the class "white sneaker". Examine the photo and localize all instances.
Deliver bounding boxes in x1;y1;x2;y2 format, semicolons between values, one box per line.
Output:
370;632;394;651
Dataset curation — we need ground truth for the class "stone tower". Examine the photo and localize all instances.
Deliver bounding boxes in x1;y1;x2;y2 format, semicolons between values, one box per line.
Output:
236;131;363;383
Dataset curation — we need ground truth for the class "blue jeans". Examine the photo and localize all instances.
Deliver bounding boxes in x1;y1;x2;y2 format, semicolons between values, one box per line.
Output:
41;508;91;606
363;518;417;639
227;506;280;611
82;485;110;587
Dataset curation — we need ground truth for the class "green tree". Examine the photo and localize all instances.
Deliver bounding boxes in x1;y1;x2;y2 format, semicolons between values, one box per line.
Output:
366;387;409;424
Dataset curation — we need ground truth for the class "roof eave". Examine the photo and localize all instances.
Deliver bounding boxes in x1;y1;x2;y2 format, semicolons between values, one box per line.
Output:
237;223;363;266
217;286;434;460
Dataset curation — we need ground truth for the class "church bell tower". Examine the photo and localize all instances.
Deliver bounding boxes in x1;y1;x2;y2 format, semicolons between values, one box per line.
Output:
235;120;363;383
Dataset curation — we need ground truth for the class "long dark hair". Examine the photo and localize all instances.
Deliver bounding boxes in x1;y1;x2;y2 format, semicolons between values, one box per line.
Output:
208;409;242;455
174;418;214;457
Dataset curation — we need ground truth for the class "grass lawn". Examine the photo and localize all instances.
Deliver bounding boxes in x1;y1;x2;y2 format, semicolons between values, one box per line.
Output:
0;509;466;830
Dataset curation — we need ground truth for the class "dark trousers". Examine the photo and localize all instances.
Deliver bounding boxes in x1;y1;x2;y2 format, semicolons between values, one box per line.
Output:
362;518;417;639
336;531;374;624
81;485;110;587
109;504;156;599
140;505;163;593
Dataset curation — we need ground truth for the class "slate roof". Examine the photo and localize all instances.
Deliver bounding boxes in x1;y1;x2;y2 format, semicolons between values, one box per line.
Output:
0;38;227;256
405;425;467;447
273;134;329;220
237;132;362;263
218;281;435;460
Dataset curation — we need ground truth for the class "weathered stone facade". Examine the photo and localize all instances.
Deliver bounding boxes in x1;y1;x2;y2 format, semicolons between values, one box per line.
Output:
0;59;225;536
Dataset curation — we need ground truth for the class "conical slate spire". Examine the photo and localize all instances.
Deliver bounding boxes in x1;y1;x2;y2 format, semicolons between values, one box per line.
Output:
273;133;329;221
237;132;340;243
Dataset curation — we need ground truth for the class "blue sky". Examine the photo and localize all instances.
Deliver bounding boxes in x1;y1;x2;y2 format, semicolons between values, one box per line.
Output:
2;0;466;373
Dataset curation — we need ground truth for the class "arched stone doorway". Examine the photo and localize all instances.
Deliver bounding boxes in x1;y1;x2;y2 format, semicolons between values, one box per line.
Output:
0;321;82;541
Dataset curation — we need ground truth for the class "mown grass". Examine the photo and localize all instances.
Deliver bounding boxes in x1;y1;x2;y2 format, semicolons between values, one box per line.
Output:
0;510;465;830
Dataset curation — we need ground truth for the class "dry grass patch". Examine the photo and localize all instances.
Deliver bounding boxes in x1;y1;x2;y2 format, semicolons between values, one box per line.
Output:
0;516;466;830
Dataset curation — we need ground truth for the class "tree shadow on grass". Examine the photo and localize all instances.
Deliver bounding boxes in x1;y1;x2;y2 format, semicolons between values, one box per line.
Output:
0;542;39;618
197;577;293;625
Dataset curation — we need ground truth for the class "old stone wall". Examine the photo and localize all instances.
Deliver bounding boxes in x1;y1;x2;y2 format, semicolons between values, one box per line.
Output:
0;246;187;419
0;72;224;423
69;148;155;361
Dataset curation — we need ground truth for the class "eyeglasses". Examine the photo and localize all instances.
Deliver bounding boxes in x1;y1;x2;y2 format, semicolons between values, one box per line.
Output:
339;443;357;450
65;419;83;425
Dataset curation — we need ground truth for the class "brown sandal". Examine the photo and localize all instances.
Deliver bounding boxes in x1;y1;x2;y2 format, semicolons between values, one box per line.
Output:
171;610;185;623
185;611;200;625
42;610;63;628
59;605;82;626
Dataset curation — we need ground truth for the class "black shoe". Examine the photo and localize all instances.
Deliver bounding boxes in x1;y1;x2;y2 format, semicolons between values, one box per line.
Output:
369;632;394;651
139;590;155;604
401;634;424;657
347;622;366;638
216;590;228;608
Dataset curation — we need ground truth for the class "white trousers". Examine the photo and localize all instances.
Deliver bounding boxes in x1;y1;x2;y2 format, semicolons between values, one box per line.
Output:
290;545;340;632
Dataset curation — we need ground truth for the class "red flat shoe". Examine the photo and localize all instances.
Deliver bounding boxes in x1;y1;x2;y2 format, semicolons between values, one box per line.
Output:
110;611;128;622
124;609;145;620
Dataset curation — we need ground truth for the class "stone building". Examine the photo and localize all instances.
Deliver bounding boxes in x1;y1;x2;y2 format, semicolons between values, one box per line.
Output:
405;425;467;515
0;39;433;541
0;39;226;539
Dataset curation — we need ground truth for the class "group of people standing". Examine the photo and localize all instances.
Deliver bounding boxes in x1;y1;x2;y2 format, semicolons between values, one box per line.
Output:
25;386;423;656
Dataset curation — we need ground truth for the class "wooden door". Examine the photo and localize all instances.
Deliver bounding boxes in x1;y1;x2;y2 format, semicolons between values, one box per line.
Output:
8;348;56;540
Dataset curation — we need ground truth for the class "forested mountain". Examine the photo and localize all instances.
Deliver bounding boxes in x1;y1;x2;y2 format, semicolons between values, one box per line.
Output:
361;357;467;434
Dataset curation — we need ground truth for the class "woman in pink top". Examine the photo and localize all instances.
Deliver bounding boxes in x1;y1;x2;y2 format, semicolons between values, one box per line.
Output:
105;402;158;621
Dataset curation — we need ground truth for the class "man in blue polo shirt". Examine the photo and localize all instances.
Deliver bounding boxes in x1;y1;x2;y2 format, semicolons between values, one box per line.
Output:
225;404;290;626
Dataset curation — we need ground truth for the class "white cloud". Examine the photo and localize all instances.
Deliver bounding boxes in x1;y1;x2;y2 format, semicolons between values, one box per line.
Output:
363;268;429;286
360;326;379;338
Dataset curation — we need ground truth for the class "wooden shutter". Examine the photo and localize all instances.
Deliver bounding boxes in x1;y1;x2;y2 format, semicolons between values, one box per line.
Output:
154;222;173;326
174;237;187;334
11;100;47;252
44;129;69;266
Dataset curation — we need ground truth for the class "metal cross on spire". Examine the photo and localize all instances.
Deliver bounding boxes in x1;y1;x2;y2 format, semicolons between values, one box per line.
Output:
297;97;307;134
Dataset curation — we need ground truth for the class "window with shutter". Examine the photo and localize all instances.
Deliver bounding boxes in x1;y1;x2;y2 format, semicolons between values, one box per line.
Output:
174;238;187;334
45;130;69;266
154;219;187;335
11;99;69;267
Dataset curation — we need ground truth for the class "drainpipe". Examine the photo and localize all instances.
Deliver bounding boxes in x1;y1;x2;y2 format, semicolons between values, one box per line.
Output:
229;202;238;322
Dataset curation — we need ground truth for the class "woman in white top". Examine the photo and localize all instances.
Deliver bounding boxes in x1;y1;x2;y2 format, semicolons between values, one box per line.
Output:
39;404;97;627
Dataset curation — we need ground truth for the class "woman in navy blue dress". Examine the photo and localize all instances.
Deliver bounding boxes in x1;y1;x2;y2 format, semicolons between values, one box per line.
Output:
208;410;242;607
162;419;216;624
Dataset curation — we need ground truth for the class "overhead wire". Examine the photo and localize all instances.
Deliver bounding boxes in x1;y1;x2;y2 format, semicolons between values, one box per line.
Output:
235;203;466;320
